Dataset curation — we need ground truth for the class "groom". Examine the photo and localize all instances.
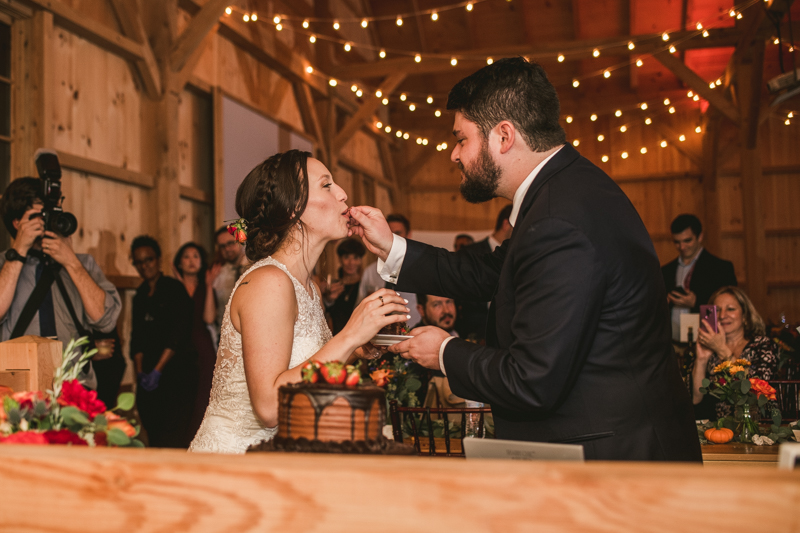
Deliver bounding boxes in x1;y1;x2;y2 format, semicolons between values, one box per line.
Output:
350;58;701;462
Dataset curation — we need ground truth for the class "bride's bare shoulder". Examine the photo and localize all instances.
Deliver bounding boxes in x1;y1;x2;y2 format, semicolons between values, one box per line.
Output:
233;265;295;304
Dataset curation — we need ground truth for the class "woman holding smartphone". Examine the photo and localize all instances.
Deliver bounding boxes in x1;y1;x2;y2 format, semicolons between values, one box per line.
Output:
690;286;779;420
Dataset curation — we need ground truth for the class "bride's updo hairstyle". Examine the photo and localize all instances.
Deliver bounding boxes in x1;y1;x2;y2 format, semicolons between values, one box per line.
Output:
235;150;312;262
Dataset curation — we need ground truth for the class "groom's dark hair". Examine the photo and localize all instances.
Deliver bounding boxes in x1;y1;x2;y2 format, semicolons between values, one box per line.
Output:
446;57;565;152
236;149;311;262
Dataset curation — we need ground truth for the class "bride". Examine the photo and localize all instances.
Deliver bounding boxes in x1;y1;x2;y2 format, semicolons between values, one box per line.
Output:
189;150;409;454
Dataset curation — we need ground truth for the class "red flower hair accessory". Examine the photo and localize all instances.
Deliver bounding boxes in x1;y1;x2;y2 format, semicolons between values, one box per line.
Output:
226;218;248;244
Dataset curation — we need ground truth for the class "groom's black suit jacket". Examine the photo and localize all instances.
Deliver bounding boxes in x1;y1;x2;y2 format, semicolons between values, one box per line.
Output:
395;144;701;461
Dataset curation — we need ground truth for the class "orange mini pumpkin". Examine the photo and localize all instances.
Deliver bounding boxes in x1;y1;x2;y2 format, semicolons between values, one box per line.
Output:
704;426;734;444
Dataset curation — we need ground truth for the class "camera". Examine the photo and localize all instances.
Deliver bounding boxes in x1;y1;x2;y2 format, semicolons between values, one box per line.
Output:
32;149;78;237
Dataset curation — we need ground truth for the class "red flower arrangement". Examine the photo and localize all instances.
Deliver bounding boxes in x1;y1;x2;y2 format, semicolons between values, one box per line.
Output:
58;379;106;418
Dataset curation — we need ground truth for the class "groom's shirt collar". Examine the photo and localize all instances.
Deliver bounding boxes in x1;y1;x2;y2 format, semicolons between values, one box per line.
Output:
509;146;563;227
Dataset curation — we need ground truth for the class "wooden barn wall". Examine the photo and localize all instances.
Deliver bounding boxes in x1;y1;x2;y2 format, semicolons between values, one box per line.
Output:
405;111;800;323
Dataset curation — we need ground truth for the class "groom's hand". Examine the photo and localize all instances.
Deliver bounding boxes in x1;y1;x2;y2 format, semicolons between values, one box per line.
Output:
389;326;450;371
347;206;394;262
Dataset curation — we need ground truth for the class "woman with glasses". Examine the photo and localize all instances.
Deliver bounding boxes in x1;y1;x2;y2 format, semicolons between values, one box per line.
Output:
130;235;196;448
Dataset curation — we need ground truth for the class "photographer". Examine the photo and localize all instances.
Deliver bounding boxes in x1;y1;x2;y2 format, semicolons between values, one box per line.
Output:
0;177;121;389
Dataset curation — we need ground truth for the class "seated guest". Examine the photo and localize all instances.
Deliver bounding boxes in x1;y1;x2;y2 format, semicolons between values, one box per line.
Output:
323;238;365;334
453;233;474;252
357;213;420;326
172;241;218;439
130;235;196;448
455;205;513;341
414;294;466;408
690;286;779;420
661;214;737;344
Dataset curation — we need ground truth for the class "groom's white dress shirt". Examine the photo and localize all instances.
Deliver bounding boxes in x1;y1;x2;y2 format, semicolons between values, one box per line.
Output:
376;147;562;374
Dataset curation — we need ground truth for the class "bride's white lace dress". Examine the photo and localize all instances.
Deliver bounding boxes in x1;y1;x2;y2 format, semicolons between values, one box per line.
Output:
189;256;332;454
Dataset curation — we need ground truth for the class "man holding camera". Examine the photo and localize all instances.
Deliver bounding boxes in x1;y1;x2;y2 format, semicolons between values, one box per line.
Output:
0;177;121;388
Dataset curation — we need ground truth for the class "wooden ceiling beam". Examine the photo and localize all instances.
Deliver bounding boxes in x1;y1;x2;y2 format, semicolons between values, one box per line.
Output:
332;72;406;155
652;51;739;124
328;26;742;80
294;81;329;165
653;120;701;167
20;0;145;62
180;0;328;95
170;0;228;72
109;0;161;99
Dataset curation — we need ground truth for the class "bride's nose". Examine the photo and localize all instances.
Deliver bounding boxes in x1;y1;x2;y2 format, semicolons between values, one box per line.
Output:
336;184;348;203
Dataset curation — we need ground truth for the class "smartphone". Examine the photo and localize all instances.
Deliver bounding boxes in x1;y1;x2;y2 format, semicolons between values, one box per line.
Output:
699;305;718;333
671;286;687;295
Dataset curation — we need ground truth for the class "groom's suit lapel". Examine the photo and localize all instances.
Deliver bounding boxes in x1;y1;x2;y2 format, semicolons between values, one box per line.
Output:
485;144;581;347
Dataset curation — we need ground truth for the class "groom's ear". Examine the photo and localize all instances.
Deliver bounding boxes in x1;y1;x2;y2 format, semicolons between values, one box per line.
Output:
495;121;516;155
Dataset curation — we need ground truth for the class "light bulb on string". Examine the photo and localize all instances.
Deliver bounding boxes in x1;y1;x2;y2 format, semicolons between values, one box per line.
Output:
403;133;410;140
309;35;316;43
669;45;677;54
660;140;667;147
679;134;686;141
251;13;257;21
415;54;422;63
384;126;391;133
416;138;422;145
382;98;389;105
558;54;565;62
376;121;383;129
376;90;383;97
441;142;447;150
487;58;493;65
737;13;742;19
396;16;403;26
640;103;648;110
431;12;438;21
435;110;442;117
640;147;647;154
379;49;386;58
422;139;428;145
703;29;709;37
695;126;702;133
597;134;605;141
573;139;580;146
729;9;736;17
593;48;600;57
774;37;780;45
333;20;340;30
693;94;699;101
663;98;670;105
710;81;716;88
344;42;351;51
396;130;402;138
669;106;676;113
273;15;281;24
789;112;794;118
572;79;580;88
466;3;474;11
786;119;792;125
400;93;406;101
590;114;597;121
621;152;629;159
662;32;669;41
620;125;627;132
645;117;652;125
225;7;231;15
636;59;643;67
351;84;358;92
329;79;337;87
604;70;611;78
275;23;282;30
302;20;309;28
361;19;368;28
243;14;249;22
716;78;721;85
356;89;363;97
451;57;458;66
409;104;416;111
628;41;635;50
427;96;433;104
687;91;694;97
305;66;313;73
615;109;622;117
565;116;573;123
696;22;703;30
601;155;609;162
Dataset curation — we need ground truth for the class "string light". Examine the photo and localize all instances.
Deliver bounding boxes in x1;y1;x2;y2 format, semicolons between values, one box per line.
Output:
417;138;423;144
333;20;340;30
376;122;383;129
356;90;362;97
384;125;391;133
716;78;721;85
251;13;257;21
640;147;647;154
243;14;249;22
774;37;780;45
597;134;605;141
737;12;742;19
789;112;795;118
566;116;573;123
709;81;716;88
573;140;580;146
572;79;580;88
590;114;598;121
593;48;600;57
379;49;386;58
441;142;447;150
640;103;648;110
309;35;316;43
409;104;416;111
669;45;677;54
431;12;439;21
786;119;792;125
687;91;694;97
329;78;337;86
645;118;652;125
400;93;407;101
422;139;428;145
729;9;736;17
382;98;389;105
601;155;609;162
273;15;281;24
361;19;368;28
466;2;474;11
636;59;643;67
351;84;358;92
603;70;611;78
451;57;458;66
693;95;699;101
695;126;702;133
225;7;231;15
669;106;676;113
662;32;669;41
306;66;313;73
702;30;709;37
679;134;686;141
376;90;383;97
415;54;422;63
275;23;282;30
427;96;434;104
344;42;351;51
621;152;629;159
396;130;402;138
396;16;403;26
663;98;670;105
487;58;494;65
435;110;442;117
302;19;309;28
403;133;410;140
620;125;627;132
696;22;703;30
628;42;635;50
661;140;667;147
558;54;565;62
615;109;622;117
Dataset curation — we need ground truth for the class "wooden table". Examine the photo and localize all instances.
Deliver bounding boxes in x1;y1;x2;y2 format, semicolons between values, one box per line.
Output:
0;445;798;532
702;442;780;467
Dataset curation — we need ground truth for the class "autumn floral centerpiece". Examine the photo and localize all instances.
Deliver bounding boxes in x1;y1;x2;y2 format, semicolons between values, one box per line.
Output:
0;337;142;447
699;359;793;444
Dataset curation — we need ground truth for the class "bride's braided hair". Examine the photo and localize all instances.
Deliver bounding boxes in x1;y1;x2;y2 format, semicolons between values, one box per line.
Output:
235;150;311;262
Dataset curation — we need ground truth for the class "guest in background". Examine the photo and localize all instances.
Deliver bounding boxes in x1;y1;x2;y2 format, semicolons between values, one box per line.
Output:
414;294;465;408
130;235;196;448
212;225;249;340
173;241;219;439
690;286;779;420
323;238;366;334
453;233;474;252
357;213;420;327
455;204;513;341
661;214;737;343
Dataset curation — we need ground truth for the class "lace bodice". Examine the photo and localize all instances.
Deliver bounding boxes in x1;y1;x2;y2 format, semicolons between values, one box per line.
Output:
189;256;332;454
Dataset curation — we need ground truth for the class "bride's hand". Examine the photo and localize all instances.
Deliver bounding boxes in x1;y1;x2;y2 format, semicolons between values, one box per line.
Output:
340;288;409;348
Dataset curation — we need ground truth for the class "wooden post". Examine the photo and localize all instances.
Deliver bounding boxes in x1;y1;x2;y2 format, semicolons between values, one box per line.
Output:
700;110;721;254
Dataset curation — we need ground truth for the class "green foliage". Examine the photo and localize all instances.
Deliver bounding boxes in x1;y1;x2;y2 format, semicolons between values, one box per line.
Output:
115;392;135;412
106;428;131;446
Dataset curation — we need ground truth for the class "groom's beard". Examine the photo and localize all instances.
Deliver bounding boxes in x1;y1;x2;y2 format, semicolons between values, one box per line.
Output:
458;141;501;204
